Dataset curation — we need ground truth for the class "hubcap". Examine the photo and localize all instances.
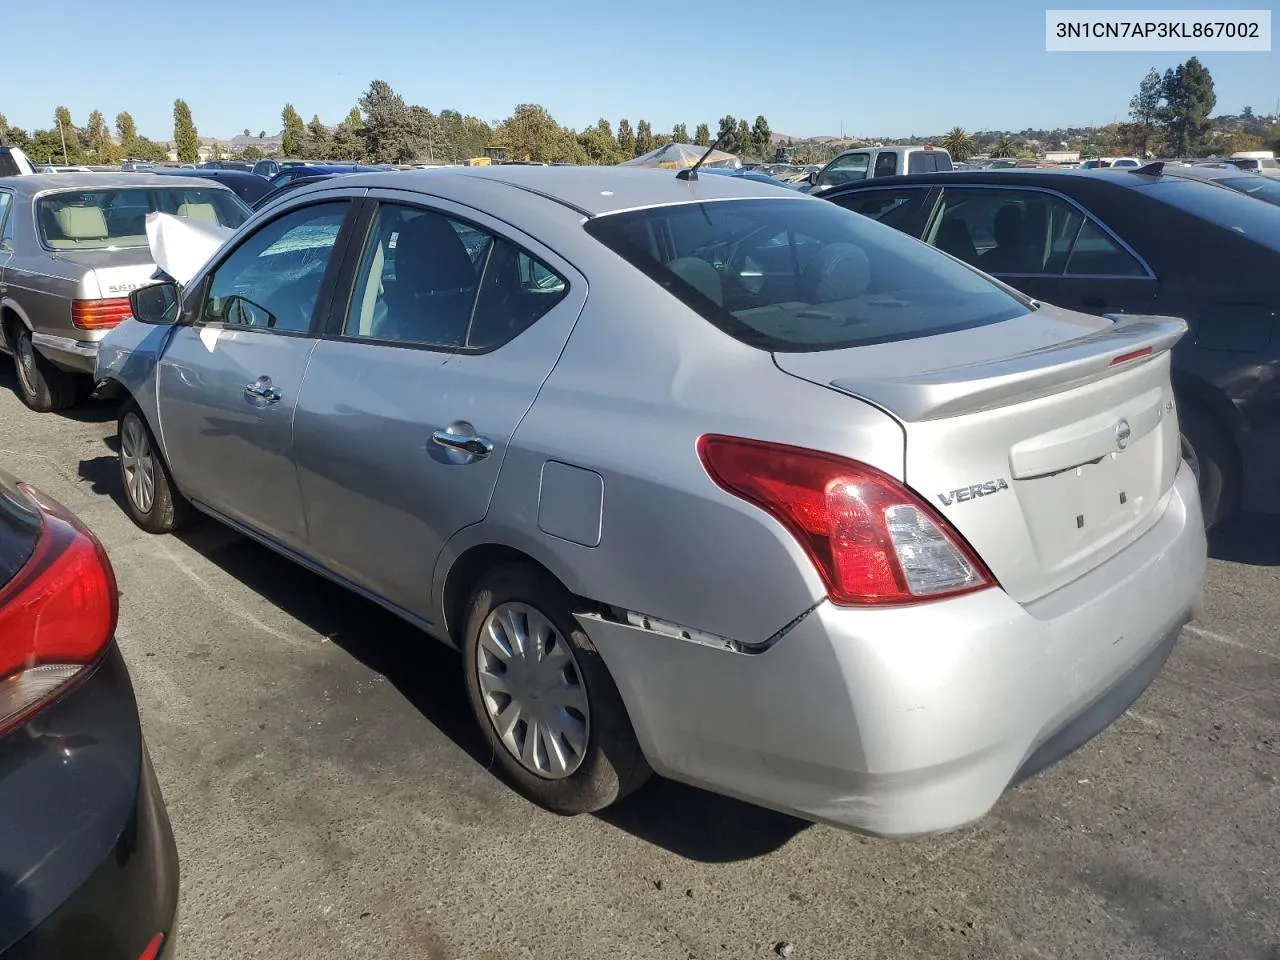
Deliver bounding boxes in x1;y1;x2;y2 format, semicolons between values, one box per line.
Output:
120;414;157;514
15;331;37;395
475;601;590;779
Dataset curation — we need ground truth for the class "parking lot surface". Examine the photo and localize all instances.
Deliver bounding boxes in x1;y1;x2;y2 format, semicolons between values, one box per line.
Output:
2;367;1278;960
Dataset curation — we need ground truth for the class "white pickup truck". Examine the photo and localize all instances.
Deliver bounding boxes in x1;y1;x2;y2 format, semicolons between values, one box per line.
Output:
808;144;952;192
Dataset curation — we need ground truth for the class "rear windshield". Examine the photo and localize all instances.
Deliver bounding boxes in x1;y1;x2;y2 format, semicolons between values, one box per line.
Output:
1222;176;1280;208
584;198;1028;352
908;151;952;173
37;187;249;250
1146;178;1280;253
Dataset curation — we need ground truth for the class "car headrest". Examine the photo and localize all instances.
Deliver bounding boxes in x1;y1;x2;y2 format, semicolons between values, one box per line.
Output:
391;213;477;295
55;205;108;240
802;242;871;302
177;202;219;224
667;257;724;307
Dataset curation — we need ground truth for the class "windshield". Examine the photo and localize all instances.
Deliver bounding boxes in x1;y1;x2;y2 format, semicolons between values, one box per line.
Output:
1221;176;1280;208
584;198;1029;353
1146;178;1280;252
37;187;249;250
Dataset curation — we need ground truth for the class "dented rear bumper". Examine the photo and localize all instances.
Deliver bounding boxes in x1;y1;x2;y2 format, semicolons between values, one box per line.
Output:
581;464;1206;837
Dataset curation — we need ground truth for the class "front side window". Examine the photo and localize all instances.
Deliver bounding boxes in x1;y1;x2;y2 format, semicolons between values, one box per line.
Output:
830;187;930;232
202;201;349;333
343;202;568;350
819;153;870;188
584;198;1028;353
0;192;12;249
37;188;249;250
926;187;1144;277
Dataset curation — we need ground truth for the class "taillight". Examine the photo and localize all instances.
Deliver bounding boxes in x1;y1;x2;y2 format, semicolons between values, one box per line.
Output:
138;933;166;960
0;484;118;735
71;297;132;330
697;435;995;606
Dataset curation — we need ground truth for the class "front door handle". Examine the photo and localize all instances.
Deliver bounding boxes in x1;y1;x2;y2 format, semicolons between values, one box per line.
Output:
243;376;282;404
431;425;493;459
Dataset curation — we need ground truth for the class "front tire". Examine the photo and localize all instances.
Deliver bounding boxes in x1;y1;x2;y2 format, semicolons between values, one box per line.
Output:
118;402;196;534
11;324;79;412
462;563;651;814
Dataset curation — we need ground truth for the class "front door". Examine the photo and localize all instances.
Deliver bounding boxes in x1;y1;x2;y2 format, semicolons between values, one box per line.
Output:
291;196;587;623
156;199;353;547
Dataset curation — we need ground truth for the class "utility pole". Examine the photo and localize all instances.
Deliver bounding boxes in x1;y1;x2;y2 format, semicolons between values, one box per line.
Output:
56;116;69;165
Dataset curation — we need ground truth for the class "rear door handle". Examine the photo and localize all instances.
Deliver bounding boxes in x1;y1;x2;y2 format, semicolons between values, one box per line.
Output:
431;426;493;459
243;376;282;404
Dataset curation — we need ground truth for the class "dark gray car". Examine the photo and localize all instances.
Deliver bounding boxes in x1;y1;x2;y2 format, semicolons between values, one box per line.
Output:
0;174;249;411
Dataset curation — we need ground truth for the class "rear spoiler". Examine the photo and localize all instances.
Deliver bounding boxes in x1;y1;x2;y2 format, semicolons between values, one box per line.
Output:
829;315;1187;422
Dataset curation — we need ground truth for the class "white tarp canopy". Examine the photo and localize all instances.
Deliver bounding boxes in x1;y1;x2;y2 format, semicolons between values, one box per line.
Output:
619;142;740;170
145;211;236;287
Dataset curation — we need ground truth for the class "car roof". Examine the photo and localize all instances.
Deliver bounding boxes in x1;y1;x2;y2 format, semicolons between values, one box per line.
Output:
152;168;260;181
311;165;812;217
0;172;238;196
818;167;1162;192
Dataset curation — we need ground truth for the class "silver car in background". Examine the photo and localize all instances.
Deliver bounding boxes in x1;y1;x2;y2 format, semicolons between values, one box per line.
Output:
95;167;1206;836
0;174;249;411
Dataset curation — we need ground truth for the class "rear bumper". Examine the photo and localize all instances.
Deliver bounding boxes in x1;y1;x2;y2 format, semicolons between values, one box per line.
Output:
584;465;1206;837
0;646;179;958
30;332;98;374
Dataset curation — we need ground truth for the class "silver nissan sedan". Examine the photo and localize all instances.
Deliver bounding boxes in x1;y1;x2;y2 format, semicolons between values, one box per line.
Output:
94;166;1207;836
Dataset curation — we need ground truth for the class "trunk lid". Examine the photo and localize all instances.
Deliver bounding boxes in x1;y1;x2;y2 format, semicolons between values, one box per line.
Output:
52;247;160;300
773;306;1188;603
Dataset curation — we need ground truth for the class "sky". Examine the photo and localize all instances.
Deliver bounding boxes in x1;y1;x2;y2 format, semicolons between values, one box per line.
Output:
5;0;1277;141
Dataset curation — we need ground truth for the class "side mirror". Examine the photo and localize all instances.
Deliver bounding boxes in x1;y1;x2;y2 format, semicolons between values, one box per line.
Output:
809;170;820;185
129;281;180;326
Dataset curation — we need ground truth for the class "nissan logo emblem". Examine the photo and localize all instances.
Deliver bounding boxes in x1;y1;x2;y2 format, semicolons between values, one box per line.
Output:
1116;418;1132;450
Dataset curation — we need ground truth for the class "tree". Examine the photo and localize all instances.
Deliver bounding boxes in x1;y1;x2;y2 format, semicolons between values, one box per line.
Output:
634;119;654;156
437;109;491;163
306;114;331;158
281;103;306;157
736;118;752;158
115;112;138;155
4;127;31;152
616;119;634;157
331;107;365;161
0;113;7;144
940;126;975;161
242;127;251;138
1127;67;1163;158
258;130;266;139
52;106;82;163
991;136;1018;158
173;99;199;163
1160;57;1216;156
87;110;118;163
357;81;411;163
716;115;740;153
1242;105;1254;119
751;116;772;160
579;118;622;164
694;123;710;147
207;140;222;161
672;122;689;143
241;144;264;161
497;103;583;164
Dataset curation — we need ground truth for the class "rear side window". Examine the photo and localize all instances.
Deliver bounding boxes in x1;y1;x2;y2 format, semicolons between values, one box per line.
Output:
873;153;897;177
0;151;20;178
830;187;931;232
37;188;249;250
1146;178;1280;253
1222;176;1280;207
584;198;1027;353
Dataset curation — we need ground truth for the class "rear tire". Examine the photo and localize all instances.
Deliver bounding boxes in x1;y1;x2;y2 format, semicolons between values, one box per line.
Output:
462;562;651;815
1179;399;1237;530
11;323;79;412
118;402;196;534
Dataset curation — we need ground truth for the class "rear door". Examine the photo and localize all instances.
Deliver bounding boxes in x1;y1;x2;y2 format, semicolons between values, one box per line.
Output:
292;194;587;622
156;199;355;548
922;184;1158;314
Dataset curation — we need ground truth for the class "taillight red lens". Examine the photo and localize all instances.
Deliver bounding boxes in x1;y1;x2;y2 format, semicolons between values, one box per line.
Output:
0;485;117;734
697;435;995;606
71;297;132;330
138;932;166;960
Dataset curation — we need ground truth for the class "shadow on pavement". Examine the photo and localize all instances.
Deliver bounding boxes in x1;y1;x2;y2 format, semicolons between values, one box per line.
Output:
160;521;802;862
0;364;117;424
77;455;128;513
1209;512;1280;566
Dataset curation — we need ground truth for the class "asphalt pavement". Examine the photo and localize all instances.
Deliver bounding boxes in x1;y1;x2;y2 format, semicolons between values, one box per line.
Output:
1;366;1277;960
